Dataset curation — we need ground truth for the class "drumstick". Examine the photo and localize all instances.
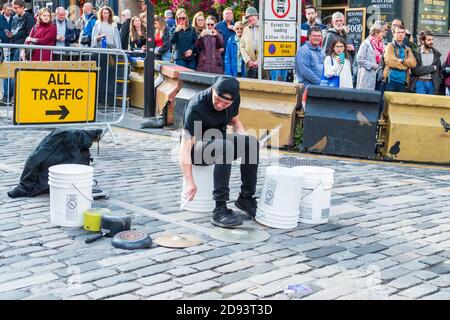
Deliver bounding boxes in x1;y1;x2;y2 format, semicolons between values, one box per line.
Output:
259;124;283;148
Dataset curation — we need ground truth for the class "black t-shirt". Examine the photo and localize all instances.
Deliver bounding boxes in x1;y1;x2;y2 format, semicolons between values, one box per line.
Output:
183;87;240;140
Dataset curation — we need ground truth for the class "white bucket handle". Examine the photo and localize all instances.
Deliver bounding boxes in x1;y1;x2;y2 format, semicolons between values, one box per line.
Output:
72;183;94;202
301;181;322;200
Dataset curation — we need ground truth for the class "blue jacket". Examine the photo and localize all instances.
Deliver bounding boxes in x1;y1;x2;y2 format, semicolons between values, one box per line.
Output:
81;13;97;38
166;18;175;29
0;14;12;44
224;35;245;77
295;41;325;86
216;20;235;56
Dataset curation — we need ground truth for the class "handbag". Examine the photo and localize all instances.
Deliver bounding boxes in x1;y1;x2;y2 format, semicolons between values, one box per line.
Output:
320;56;343;87
80;34;91;45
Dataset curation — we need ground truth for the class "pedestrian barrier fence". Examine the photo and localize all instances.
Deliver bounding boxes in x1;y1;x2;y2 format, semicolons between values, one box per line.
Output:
0;43;128;139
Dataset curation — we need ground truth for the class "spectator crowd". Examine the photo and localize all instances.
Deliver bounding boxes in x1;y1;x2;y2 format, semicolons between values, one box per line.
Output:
0;1;449;98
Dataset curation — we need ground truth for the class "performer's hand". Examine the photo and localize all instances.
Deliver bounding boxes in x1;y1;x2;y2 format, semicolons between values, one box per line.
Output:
185;181;197;201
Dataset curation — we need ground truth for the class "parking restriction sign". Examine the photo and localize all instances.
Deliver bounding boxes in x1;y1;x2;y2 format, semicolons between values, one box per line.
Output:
263;0;299;70
264;0;297;21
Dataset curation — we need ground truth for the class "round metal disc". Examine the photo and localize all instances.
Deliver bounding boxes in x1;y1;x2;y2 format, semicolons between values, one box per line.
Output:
208;227;270;244
154;233;203;248
112;230;153;250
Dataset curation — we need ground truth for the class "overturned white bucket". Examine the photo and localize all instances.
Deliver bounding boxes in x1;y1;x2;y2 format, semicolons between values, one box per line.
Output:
181;165;215;212
48;164;94;227
256;166;303;229
293;166;335;225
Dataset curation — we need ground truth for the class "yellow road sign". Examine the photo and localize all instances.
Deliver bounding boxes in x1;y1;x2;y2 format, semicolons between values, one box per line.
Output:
14;69;97;125
264;42;296;57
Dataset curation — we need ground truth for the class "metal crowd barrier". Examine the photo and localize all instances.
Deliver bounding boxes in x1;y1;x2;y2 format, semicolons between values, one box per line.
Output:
0;43;129;143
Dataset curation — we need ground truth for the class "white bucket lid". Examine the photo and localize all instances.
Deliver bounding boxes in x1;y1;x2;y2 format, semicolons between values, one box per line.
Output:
293;166;334;175
265;166;302;180
49;164;94;175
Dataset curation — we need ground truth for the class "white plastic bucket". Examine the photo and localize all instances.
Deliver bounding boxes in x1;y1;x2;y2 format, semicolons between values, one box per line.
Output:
48;164;94;227
181;165;215;212
256;166;303;229
293;166;335;225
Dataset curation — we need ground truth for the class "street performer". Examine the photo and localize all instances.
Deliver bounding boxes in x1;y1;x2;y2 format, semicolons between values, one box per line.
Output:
180;76;259;228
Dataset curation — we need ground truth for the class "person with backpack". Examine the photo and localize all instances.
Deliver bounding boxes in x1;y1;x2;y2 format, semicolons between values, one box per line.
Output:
382;24;416;93
356;21;387;90
78;2;97;47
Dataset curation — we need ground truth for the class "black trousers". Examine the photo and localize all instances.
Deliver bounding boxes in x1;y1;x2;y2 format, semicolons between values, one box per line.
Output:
191;134;259;202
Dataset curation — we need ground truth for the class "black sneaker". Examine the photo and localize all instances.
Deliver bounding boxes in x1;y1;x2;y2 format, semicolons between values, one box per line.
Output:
211;207;242;228
235;196;258;219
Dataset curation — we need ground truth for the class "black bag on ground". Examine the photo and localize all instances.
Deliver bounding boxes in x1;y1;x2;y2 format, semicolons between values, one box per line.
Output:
7;129;102;198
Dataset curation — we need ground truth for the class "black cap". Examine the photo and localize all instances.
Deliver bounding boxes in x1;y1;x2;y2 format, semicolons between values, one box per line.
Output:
213;76;240;102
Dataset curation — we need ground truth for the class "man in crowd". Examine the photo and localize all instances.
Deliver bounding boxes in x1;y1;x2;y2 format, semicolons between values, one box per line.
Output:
164;9;175;29
180;76;259;228
383;25;416;93
295;26;324;86
216;7;235;59
323;12;354;59
390;19;414;48
410;30;442;95
300;5;326;45
120;9;131;50
240;7;260;79
0;3;13;45
78;2;97;47
54;6;77;60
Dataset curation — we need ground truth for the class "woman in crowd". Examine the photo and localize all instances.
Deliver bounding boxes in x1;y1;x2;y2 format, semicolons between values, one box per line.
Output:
356;21;387;90
170;8;198;69
196;15;224;74
139;12;147;26
91;6;121;49
154;15;171;61
323;39;353;88
224;21;245;77
23;7;57;61
129;16;146;51
192;11;206;36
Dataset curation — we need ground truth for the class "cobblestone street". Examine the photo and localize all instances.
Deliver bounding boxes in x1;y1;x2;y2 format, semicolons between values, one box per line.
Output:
1;115;450;300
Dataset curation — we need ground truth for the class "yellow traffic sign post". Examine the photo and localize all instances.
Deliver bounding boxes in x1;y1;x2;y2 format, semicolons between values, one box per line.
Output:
14;69;97;125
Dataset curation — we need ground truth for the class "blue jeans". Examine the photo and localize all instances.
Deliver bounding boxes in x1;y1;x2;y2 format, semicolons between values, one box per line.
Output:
415;80;434;95
161;50;172;62
3;48;20;100
270;70;288;81
174;58;196;70
384;81;406;93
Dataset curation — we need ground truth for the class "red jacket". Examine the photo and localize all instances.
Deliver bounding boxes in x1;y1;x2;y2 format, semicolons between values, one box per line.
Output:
25;22;57;61
445;51;450;88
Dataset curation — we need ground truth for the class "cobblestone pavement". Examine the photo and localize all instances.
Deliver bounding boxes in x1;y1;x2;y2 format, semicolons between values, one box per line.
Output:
1;114;450;300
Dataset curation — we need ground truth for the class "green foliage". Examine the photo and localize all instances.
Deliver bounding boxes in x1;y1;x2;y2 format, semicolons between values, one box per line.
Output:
294;122;303;147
